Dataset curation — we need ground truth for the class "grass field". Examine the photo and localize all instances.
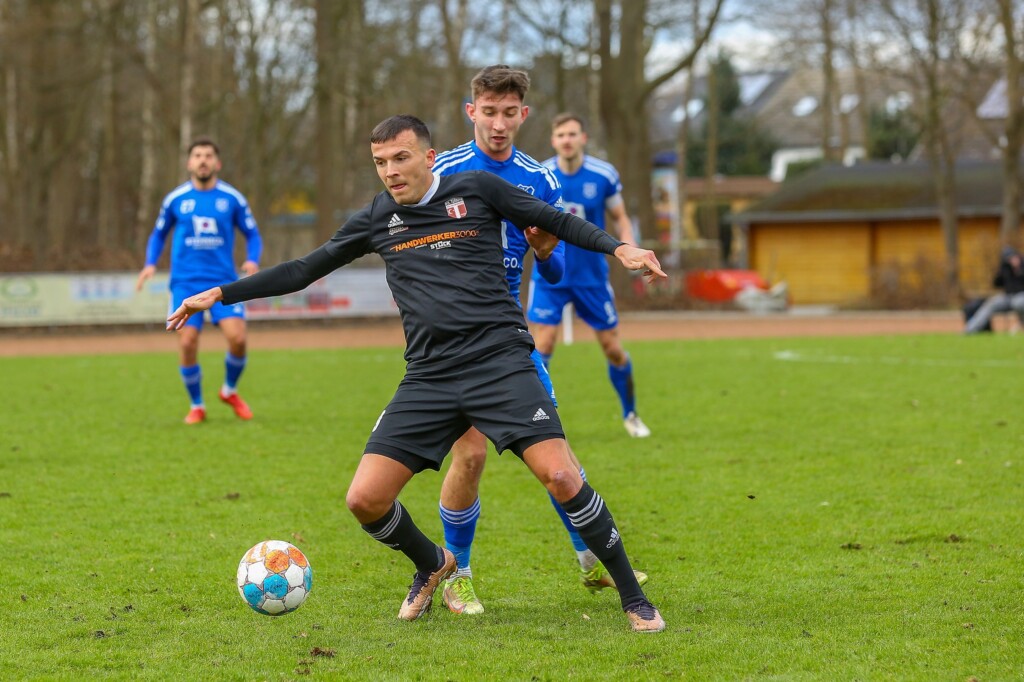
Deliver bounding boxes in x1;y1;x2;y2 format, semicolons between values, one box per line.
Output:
3;332;1024;680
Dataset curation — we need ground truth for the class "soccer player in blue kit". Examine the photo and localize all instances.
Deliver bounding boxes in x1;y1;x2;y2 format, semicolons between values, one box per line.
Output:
136;137;262;424
529;113;651;439
432;66;646;616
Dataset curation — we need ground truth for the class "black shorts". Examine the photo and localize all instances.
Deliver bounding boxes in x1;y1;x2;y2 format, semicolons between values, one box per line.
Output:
364;344;565;473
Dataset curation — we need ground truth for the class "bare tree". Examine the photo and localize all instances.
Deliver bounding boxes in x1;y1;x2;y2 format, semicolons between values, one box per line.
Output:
134;1;160;251
594;0;724;240
995;0;1023;242
878;0;977;296
179;0;199;158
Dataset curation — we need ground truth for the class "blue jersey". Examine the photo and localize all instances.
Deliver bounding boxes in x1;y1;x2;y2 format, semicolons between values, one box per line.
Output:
433;141;563;300
535;155;622;289
145;180;262;289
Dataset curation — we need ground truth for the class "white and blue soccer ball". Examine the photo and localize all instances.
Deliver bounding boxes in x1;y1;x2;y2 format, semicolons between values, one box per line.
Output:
236;540;313;616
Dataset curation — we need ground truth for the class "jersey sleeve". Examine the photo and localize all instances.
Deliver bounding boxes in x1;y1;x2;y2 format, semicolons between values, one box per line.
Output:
221;205;375;305
602;166;624;210
534;241;565;284
144;197;175;266
476;173;622;257
234;196;262;264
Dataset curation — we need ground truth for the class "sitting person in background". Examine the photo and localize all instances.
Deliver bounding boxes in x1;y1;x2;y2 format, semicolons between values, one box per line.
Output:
965;246;1024;334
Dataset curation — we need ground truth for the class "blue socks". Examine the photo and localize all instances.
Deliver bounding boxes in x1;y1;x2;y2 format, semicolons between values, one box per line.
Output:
224;352;246;391
180;364;202;407
440;497;480;574
608;354;636;417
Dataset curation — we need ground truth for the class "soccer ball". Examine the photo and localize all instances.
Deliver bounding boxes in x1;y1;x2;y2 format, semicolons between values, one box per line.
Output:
236;540;313;616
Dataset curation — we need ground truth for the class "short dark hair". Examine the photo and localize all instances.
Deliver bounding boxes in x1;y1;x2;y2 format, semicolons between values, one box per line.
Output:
552;112;586;132
370;115;432;148
187;136;220;156
470;65;530;102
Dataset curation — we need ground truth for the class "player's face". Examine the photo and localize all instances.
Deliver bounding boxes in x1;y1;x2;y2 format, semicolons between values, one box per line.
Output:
371;130;437;205
466;92;529;161
187;145;222;184
551;120;587;162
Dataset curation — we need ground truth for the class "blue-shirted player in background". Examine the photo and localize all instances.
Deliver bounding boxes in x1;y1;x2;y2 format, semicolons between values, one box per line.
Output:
432;66;646;616
529;113;651;439
136;137;262;424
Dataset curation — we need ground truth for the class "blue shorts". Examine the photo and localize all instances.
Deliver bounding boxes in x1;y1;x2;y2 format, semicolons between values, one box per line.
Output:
170;285;246;330
531;348;557;407
527;282;618;331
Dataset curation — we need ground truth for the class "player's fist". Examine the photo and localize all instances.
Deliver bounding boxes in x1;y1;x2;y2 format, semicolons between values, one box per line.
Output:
241;260;259;276
525;226;560;260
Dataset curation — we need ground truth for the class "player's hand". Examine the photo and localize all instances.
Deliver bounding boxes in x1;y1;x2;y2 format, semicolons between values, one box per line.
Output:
135;265;156;292
241;260;259;276
166;286;223;331
525;227;560;260
613;245;667;284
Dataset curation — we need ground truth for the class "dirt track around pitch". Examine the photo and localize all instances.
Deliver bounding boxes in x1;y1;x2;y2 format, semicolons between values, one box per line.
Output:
0;311;967;357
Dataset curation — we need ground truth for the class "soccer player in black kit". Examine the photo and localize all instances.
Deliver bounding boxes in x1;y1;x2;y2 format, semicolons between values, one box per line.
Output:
167;115;666;632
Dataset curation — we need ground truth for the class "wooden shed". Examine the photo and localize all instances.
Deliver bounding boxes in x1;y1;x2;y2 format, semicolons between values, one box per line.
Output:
731;161;1024;305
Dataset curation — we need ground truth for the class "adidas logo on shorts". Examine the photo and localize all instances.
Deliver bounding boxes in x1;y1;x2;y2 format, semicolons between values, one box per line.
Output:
532;408;550;422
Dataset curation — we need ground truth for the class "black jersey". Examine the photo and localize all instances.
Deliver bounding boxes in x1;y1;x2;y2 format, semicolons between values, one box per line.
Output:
221;171;622;370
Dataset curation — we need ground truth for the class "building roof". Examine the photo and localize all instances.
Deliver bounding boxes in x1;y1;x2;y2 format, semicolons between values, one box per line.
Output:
650;70;789;152
732;160;1022;224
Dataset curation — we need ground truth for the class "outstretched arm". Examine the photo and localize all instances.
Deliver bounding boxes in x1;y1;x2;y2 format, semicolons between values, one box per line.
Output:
167;206;375;329
478;172;665;281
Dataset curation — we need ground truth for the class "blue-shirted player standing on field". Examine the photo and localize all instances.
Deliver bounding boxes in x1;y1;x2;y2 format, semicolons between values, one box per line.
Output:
432;66;647;616
529;113;651;439
136;137;262;424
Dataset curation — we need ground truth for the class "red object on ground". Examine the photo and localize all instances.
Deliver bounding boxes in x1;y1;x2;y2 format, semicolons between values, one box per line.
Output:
686;269;769;302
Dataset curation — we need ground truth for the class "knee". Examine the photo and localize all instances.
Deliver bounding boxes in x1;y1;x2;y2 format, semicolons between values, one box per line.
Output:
451;446;487;477
605;347;627;366
546;466;583;502
345;485;389;523
225;334;247;356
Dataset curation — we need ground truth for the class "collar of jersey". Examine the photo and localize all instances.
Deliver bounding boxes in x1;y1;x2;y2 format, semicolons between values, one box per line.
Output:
414;173;441;206
471;140;518;169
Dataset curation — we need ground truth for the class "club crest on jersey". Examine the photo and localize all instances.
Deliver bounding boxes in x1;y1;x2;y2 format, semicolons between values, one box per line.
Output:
192;215;218;236
180;199;195;214
517;184;535;195
216;198;230;213
583;182;598;199
445;197;468;219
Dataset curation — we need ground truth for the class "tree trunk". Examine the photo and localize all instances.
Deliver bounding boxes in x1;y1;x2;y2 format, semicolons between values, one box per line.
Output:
97;0;119;247
315;0;338;242
179;0;198;158
704;58;721;259
673;69;695;267
819;0;839;162
135;1;159;251
998;0;1023;243
438;0;469;151
1;1;25;248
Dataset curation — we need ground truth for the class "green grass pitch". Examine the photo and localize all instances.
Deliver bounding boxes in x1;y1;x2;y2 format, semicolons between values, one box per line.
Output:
3;332;1024;679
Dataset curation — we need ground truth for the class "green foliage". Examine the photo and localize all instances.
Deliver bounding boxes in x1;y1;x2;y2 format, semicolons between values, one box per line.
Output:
3;334;1024;679
866;106;921;161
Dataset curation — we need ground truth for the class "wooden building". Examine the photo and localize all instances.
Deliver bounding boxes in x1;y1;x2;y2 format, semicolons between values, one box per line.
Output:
731;161;1024;306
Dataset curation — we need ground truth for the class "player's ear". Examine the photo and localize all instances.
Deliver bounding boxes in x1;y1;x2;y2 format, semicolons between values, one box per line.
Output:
465;101;475;122
425;148;436;167
521;105;529;121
